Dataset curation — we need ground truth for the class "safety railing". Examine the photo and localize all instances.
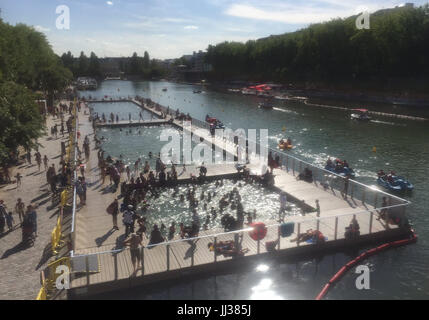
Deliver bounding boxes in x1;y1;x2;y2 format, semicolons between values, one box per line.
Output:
69;201;410;287
70;100;79;256
171;113;410;215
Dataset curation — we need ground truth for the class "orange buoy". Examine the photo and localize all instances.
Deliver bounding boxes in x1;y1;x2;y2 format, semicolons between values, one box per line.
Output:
249;222;267;241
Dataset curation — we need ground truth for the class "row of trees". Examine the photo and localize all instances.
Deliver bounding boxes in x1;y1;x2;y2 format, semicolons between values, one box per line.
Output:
0;19;72;166
205;5;429;82
61;51;102;78
61;51;167;79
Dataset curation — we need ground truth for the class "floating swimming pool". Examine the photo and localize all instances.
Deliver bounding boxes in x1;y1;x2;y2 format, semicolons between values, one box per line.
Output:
136;179;303;237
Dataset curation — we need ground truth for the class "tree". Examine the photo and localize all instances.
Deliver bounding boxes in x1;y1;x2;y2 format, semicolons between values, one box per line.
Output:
0;82;44;165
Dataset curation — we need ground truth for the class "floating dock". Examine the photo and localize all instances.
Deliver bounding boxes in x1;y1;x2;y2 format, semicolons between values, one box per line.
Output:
67;98;412;299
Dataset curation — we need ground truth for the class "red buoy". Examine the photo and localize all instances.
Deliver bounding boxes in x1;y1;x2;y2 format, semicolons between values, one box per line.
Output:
249;222;267;241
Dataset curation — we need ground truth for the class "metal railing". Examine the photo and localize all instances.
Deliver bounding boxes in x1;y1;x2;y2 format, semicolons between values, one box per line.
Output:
69;202;410;286
70;100;79;256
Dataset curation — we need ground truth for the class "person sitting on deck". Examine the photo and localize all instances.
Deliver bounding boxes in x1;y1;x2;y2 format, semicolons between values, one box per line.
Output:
290;229;315;242
207;240;250;257
345;217;360;239
297;167;313;183
198;163;207;178
148;224;164;245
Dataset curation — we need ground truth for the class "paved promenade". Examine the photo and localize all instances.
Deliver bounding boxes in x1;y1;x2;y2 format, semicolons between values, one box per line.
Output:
0;107;73;299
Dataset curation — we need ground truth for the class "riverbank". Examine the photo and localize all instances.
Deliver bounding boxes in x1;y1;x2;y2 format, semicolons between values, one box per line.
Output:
184;79;429;108
0;105;73;299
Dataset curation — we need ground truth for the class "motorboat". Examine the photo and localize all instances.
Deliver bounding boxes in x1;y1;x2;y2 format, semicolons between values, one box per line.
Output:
205;114;225;129
258;102;274;110
351;109;371;121
377;174;413;192
325;159;355;178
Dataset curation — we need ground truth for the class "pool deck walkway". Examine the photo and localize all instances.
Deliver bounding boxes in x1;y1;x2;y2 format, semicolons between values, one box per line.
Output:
68;99;409;298
95;120;170;128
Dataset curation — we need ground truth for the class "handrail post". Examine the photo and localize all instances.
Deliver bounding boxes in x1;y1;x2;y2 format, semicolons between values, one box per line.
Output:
286;155;289;172
214;237;217;262
374;193;378;208
362;189;366;204
277;227;281;250
316;219;320;232
351;184;354;199
334;217;338;240
292;158;295;175
85;256;90;286
369;211;373;234
191;245;194;266
114;253;118;280
166;244;170;271
141;247;144;276
297;223;301;246
257;239;260;254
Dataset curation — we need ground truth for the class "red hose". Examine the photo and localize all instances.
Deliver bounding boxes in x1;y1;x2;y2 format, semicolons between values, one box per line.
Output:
315;230;417;300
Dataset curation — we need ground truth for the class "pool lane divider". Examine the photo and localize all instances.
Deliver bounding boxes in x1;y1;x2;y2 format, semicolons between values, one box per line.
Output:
315;230;418;300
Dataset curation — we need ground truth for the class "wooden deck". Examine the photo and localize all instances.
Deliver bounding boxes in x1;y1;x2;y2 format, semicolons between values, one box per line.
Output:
96;120;169;128
69;99;409;298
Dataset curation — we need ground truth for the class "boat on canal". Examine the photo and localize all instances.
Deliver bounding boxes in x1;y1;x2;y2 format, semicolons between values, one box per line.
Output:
377;171;413;192
258;102;274;110
351;108;371;121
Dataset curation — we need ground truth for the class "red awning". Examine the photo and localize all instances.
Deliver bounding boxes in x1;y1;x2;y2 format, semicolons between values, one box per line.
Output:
352;108;368;112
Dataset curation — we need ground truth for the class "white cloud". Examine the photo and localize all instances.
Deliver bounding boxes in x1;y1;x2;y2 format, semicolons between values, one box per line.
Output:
34;25;50;32
106;1;114;6
184;25;199;30
224;1;397;24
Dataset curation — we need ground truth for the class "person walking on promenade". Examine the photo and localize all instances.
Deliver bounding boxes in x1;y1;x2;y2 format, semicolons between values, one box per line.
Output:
35;151;42;171
26;204;37;237
2;167;11;183
75;177;86;206
0;200;7;234
107;199;119;230
26;150;32;165
15;198;25;224
5;212;14;231
123;233;142;275
47;164;56;193
43;155;49;171
15;172;22;187
343;176;350;199
123;205;135;237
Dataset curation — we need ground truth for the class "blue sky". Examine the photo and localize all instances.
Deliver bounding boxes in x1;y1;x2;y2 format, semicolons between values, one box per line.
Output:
1;0;428;59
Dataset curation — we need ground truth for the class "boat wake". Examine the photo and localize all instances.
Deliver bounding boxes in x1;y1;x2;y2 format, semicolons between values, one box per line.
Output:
370;120;405;126
273;107;298;114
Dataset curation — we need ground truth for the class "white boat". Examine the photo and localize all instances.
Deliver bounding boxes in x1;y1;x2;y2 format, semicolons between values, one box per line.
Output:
350;108;372;121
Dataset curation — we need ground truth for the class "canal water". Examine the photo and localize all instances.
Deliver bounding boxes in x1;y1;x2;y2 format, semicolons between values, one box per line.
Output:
79;80;429;300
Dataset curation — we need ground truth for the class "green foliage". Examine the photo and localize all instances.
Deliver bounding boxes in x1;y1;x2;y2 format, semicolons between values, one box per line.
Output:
205;5;429;81
0;18;71;165
0;81;44;164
